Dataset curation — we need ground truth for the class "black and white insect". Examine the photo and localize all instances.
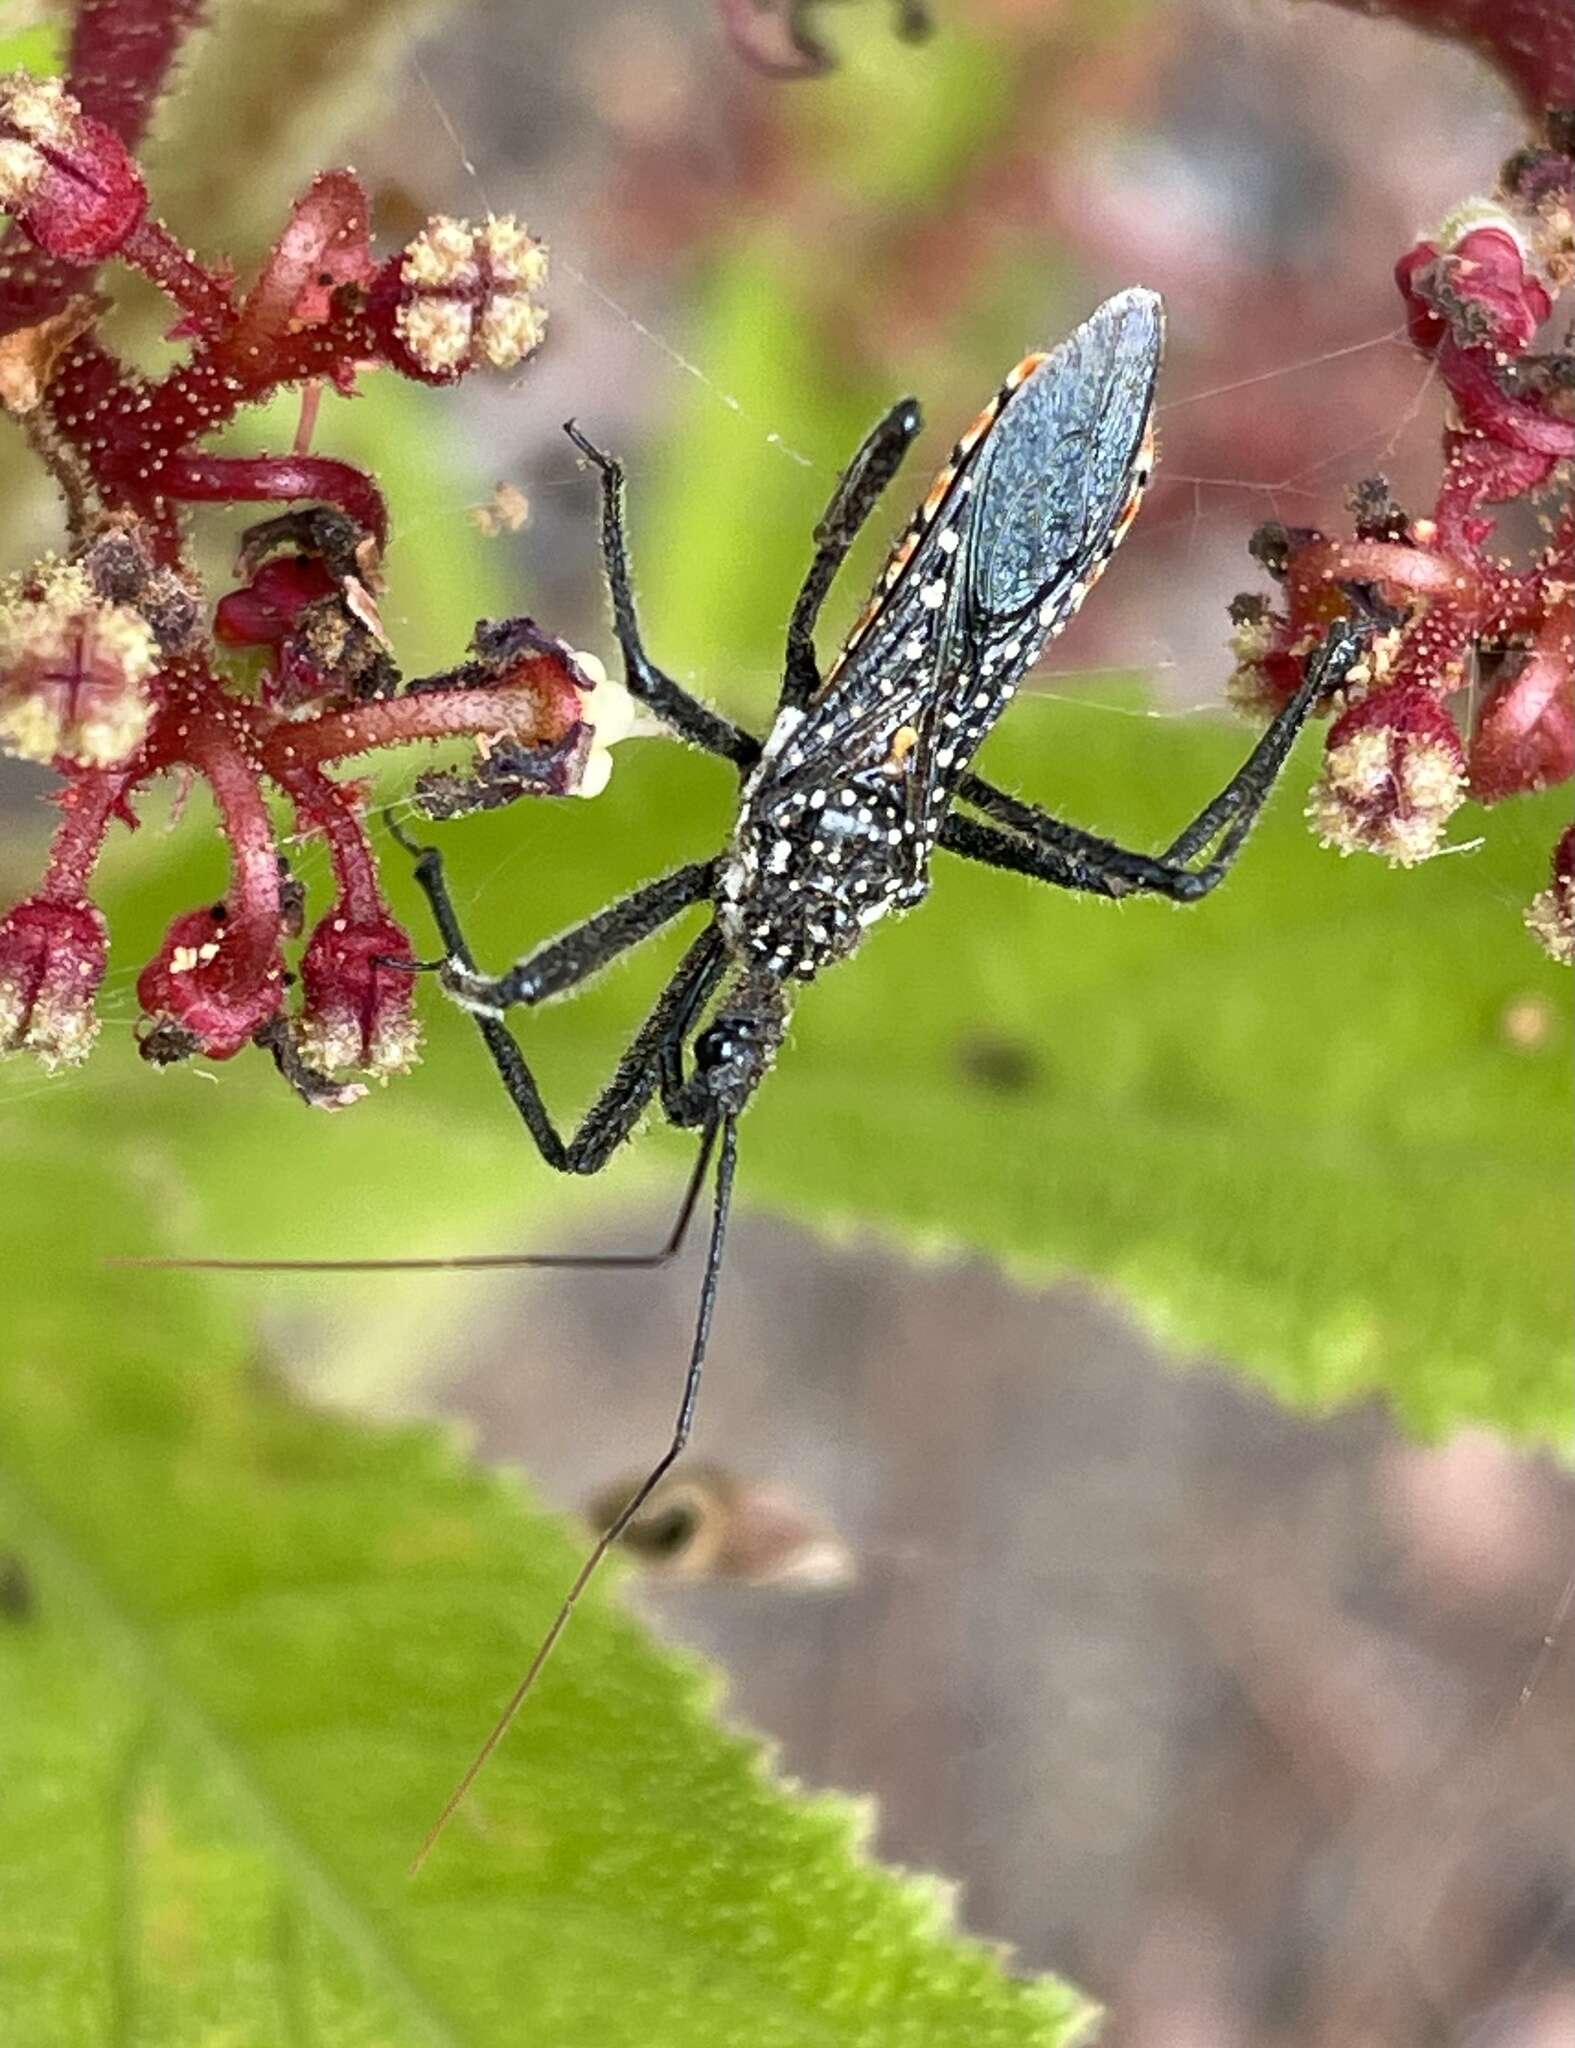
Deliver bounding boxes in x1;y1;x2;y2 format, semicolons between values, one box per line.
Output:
186;289;1370;1861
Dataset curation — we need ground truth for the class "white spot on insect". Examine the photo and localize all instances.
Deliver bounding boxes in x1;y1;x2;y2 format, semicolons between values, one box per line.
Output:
767;838;792;875
719;857;747;901
973;691;991;710
920;580;946;609
809;790;826;809
936;746;955;768
759;704;805;762
1000;640;1021;665
904;635;925;660
936;529;960;555
942;711;960;729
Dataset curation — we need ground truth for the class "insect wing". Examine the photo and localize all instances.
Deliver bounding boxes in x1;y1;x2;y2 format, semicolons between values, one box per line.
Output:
967;288;1161;642
762;289;1163;813
916;289;1162;792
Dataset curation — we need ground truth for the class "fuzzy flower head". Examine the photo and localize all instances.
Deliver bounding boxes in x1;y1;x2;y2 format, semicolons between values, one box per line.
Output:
1525;824;1575;965
1307;683;1468;867
376;214;548;385
0;895;108;1069
0;559;161;768
297;904;421;1079
0;72;146;262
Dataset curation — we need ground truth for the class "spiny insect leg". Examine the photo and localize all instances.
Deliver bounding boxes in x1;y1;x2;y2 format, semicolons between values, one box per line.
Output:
781;395;923;714
951;616;1372;901
566;421;761;769
410;1113;740;1875
1159;616;1372;871
398;822;719;1171
439;860;717;1012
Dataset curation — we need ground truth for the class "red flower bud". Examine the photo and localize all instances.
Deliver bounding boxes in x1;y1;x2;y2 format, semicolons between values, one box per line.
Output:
214;556;337;650
137;905;285;1061
0;74;146;263
1469;641;1575;803
1308;683;1467;866
297;904;420;1078
1525;825;1575;966
1396;215;1554;359
0;894;108;1068
370;214;548;385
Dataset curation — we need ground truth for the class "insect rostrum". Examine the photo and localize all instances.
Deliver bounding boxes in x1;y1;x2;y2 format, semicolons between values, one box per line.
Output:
180;289;1376;1864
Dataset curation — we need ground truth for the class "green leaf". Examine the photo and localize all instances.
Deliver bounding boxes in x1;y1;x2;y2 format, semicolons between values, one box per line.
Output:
0;1140;1090;2046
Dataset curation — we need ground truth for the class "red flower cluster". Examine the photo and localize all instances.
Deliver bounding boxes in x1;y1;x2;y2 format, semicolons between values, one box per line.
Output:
1228;113;1575;960
0;12;623;1101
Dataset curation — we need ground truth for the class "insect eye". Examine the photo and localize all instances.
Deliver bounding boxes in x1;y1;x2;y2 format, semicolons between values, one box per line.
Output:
694;1023;737;1073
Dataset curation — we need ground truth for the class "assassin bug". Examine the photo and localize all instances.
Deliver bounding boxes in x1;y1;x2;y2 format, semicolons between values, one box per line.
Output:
170;289;1372;1864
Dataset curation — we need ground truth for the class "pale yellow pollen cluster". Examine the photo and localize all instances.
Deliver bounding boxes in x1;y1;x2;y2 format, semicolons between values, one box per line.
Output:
400;215;478;289
1524;884;1575;966
477;295;547;371
394;296;474;374
480;215;548;290
1307;723;1466;866
0;957;101;1070
0;74;78;206
1224;612;1278;720
0;558;160;768
298;1006;421;1081
395;214;549;376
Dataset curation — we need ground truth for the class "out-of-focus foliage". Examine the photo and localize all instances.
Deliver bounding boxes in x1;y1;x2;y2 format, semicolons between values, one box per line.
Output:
0;1125;1090;2047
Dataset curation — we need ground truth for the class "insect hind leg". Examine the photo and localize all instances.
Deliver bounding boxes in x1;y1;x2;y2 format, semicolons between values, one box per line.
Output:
951;616;1373;902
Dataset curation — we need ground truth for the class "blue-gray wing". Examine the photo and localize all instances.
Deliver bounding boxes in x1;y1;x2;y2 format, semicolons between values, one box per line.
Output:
758;288;1164;816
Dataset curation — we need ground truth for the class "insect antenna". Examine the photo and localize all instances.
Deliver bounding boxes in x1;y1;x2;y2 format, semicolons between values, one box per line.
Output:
114;1119;721;1274
408;1112;739;1876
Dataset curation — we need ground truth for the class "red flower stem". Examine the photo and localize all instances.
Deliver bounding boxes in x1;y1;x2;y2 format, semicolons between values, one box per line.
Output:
246;733;383;923
176;706;283;983
160;452;388;547
40;768;129;901
68;0;207;153
119;216;234;336
261;682;579;770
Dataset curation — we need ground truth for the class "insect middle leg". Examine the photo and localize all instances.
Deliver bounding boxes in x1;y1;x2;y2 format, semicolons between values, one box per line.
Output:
401;824;724;1178
566;423;761;770
948;617;1371;902
780;395;924;713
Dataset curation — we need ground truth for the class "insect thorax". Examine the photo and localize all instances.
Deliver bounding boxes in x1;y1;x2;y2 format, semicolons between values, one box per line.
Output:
718;715;932;982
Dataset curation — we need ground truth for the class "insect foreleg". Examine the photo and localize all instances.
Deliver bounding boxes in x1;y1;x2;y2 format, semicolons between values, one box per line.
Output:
566;422;761;770
781;395;923;714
